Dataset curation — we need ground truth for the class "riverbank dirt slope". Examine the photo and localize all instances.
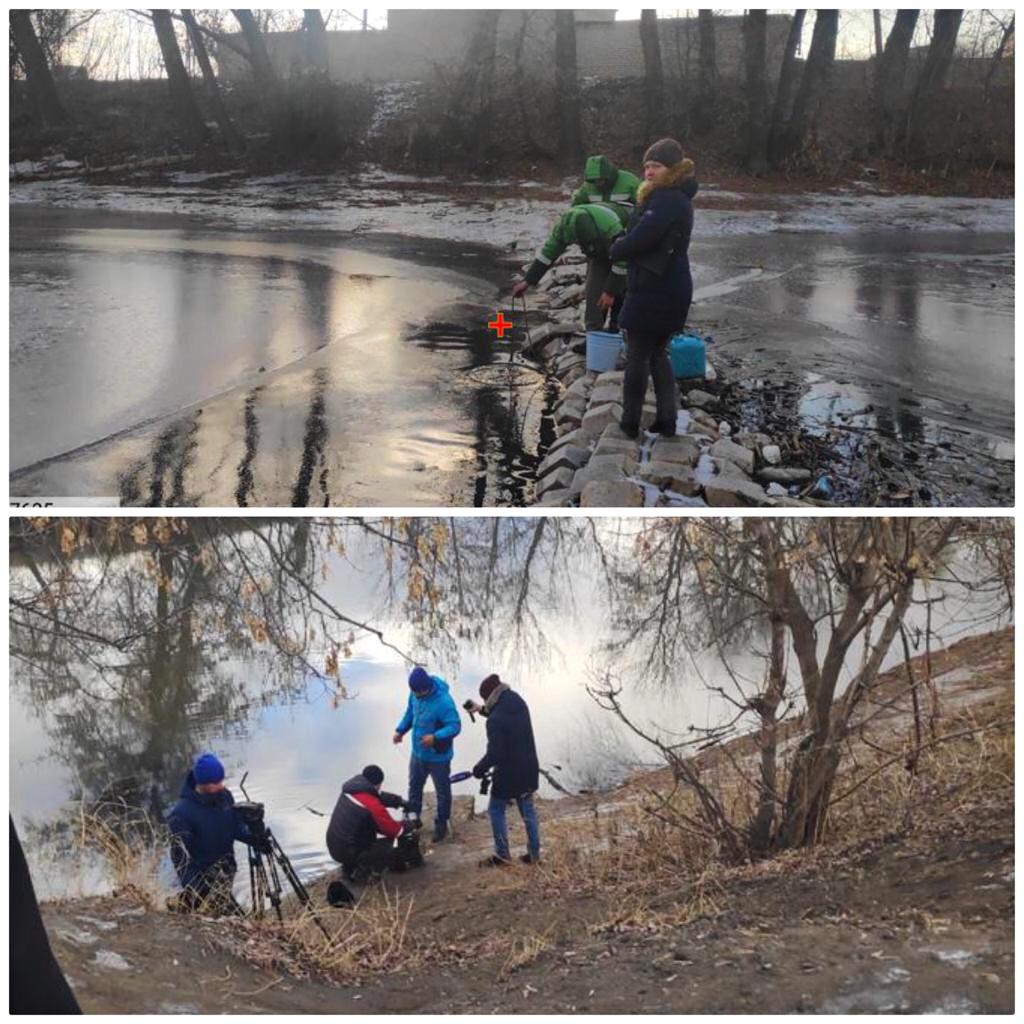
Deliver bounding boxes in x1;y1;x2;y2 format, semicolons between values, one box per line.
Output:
39;628;1013;1014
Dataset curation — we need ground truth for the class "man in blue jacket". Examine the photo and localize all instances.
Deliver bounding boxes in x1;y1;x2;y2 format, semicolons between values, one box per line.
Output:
166;752;265;915
470;674;541;867
393;666;462;842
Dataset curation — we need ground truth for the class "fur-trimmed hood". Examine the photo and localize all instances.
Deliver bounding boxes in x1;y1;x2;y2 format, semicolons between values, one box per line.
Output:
637;158;698;207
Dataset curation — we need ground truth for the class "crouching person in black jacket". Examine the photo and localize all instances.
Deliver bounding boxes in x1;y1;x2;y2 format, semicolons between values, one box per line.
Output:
469;674;541;867
326;765;421;883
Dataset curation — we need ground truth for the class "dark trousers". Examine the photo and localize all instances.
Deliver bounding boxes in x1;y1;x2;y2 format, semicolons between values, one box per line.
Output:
407;756;451;829
338;836;422;880
174;863;242;916
585;256;623;331
621;330;678;431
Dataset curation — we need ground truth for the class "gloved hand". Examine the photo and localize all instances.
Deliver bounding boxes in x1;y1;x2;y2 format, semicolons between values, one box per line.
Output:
255;835;273;855
472;763;486;780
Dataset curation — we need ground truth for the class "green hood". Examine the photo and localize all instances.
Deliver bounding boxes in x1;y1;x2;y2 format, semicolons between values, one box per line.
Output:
584;154;618;185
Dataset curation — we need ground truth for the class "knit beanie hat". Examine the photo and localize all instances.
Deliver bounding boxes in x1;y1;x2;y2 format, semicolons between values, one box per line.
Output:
362;764;384;786
408;666;433;694
193;752;225;785
643;137;685;167
479;674;502;701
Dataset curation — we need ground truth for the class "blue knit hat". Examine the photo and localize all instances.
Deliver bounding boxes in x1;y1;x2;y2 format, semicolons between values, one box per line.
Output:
193;752;225;785
408;666;433;694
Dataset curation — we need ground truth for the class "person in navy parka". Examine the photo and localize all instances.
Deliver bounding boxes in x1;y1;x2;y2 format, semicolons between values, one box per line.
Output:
470;674;541;866
166;752;264;914
608;138;699;439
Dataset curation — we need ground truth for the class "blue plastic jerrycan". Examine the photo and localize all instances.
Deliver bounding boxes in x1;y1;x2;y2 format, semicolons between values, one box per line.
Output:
668;333;706;379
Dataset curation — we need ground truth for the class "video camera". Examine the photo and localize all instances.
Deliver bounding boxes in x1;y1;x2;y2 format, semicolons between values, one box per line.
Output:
233;799;268;840
394;810;425;870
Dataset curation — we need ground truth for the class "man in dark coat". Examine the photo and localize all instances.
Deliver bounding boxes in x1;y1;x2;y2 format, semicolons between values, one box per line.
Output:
166;753;263;915
470;674;541;866
326;765;417;882
608;137;699;439
10;818;81;1013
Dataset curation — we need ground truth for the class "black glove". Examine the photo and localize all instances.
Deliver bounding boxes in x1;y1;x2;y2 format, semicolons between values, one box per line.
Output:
472;763;486;780
254;834;272;854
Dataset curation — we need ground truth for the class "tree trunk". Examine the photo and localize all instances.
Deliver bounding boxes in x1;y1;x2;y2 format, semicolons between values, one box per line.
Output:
872;10;883;61
779;578;914;848
10;10;68;126
639;10;665;137
873;10;919;156
181;10;244;154
555;11;583;164
741;10;768;173
693;10;716;135
766;10;805;166
778;9;839;165
447;12;501;167
984;16;1014;99
232;9;279;91
151;9;210;147
512;13;553;158
748;610;787;853
777;733;841;848
905;10;963;160
302;9;330;72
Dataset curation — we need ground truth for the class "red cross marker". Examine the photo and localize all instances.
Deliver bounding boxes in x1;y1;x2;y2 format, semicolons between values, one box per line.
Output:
487;311;513;339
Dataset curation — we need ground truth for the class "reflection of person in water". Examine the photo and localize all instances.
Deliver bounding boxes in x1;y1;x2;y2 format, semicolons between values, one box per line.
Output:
11;818;82;1013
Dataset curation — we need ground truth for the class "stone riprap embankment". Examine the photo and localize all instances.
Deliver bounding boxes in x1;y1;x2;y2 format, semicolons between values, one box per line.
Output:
521;255;821;509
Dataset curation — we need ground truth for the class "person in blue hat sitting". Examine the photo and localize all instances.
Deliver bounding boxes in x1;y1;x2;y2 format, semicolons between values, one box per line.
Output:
166;752;267;915
393;666;462;843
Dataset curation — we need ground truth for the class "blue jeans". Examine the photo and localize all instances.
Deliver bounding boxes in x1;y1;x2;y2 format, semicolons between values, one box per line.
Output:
407;756;452;829
488;794;541;860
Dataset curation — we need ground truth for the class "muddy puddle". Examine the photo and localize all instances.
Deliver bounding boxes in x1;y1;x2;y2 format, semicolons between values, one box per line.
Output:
9;207;550;506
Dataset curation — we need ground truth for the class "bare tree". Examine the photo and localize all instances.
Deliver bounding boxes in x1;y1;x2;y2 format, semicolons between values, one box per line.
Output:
872;9;884;61
693;9;716;135
232;8;279;91
445;11;501;167
639;10;666;138
766;10;806;167
905;10;964;160
181;9;244;153
777;9;839;165
555;11;583;163
873;10;919;156
984;14;1014;98
10;10;68;125
741;10;768;173
302;8;329;73
151;9;210;147
592;517;1011;855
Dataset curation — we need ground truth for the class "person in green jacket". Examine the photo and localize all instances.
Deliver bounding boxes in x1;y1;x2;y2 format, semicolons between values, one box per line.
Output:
571;156;641;331
511;203;628;329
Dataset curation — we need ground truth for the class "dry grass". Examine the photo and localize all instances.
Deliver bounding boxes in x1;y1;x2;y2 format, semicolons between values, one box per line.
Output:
500;928;553;978
74;800;169;908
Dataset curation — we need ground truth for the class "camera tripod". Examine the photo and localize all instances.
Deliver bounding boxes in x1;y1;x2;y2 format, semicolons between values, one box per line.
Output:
239;775;330;939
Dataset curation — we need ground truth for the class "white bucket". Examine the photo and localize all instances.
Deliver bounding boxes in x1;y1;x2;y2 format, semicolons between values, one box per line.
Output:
585;330;624;372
